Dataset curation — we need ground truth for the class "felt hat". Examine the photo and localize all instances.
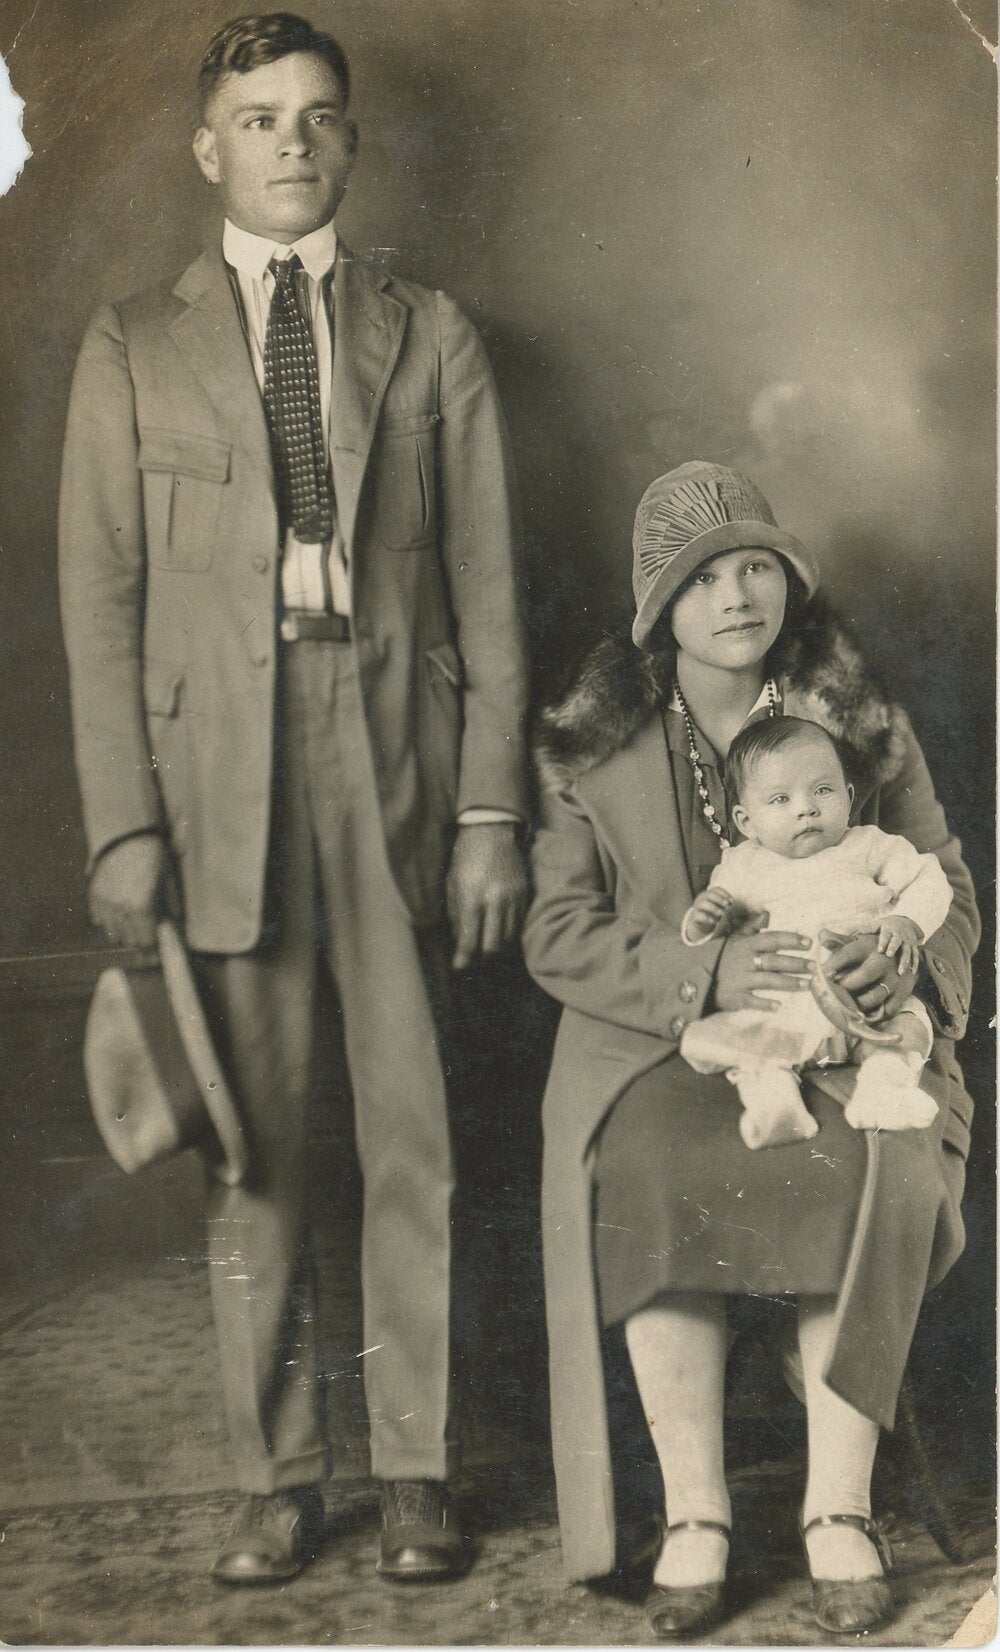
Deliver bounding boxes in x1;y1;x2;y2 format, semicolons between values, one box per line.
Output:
631;460;820;649
84;919;248;1186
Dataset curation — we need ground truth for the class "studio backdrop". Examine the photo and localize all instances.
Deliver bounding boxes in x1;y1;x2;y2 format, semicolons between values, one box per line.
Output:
0;0;994;1450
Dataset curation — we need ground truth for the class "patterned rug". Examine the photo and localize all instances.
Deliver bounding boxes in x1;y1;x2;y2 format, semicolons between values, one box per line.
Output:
0;1460;993;1646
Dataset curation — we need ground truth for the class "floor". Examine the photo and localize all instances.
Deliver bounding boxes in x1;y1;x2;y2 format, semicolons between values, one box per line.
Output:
0;987;995;1646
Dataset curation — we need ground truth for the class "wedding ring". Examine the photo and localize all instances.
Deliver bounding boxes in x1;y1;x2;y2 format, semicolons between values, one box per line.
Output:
876;982;890;1002
753;955;764;972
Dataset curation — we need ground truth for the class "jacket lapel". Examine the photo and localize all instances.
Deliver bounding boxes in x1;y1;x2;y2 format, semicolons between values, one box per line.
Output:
167;249;274;491
580;714;695;921
330;247;407;555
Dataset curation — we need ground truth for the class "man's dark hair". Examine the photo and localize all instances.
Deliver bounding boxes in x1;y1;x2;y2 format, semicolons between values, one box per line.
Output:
198;13;350;113
724;715;848;808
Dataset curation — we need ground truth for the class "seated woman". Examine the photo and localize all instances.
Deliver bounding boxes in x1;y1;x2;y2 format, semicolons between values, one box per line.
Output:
522;461;979;1638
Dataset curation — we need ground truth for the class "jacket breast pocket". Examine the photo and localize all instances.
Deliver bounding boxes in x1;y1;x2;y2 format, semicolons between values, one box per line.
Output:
373;413;440;550
138;429;231;571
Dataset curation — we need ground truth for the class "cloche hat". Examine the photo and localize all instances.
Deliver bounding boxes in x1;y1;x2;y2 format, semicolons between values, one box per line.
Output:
631;460;820;649
84;919;248;1186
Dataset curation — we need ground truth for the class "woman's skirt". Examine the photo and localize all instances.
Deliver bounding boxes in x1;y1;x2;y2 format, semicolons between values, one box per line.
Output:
595;1057;870;1326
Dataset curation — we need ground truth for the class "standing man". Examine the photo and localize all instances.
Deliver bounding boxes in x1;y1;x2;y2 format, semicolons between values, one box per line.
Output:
59;13;529;1585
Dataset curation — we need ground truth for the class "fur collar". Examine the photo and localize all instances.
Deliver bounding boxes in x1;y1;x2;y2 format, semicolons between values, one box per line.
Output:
536;602;909;797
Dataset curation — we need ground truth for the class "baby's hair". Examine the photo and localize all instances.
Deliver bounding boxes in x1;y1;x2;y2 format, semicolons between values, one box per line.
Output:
724;715;847;806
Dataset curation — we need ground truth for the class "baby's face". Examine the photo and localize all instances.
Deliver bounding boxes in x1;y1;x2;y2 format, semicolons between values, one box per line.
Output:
732;732;854;859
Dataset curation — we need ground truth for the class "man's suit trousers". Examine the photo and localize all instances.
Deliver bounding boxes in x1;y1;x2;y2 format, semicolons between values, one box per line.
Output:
198;640;457;1491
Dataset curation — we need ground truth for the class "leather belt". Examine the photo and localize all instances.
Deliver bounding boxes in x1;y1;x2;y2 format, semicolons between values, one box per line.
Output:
280;611;352;643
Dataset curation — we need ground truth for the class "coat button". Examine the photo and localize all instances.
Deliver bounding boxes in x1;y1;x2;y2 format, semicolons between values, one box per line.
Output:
679;980;697;1003
669;1016;687;1038
931;956;944;970
251;555;269;573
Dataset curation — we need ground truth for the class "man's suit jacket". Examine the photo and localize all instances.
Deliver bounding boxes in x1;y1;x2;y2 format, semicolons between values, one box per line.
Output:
59;244;529;953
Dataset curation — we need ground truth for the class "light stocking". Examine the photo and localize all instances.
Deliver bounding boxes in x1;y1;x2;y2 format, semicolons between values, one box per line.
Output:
625;1292;731;1587
798;1295;883;1580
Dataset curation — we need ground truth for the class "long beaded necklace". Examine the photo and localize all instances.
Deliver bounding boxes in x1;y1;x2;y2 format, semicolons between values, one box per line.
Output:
673;677;778;850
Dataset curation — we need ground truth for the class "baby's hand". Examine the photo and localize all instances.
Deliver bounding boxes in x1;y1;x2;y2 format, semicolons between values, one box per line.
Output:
729;903;769;936
685;886;736;941
875;915;924;976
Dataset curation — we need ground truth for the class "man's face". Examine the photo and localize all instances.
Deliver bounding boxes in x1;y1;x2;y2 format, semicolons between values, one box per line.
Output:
193;52;357;243
731;731;854;859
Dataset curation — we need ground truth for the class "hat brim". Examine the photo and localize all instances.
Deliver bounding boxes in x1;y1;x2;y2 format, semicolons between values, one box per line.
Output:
156;920;249;1186
632;521;820;650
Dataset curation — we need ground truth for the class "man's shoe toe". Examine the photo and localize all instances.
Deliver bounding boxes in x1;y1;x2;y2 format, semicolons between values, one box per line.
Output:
377;1481;469;1582
211;1488;325;1586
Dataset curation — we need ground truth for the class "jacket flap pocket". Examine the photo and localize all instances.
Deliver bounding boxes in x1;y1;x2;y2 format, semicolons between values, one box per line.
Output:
382;411;441;437
138;429;231;483
426;643;463;688
144;660;183;717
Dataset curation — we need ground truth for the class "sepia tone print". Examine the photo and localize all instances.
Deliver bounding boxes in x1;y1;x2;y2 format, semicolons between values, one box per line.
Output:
0;0;994;1643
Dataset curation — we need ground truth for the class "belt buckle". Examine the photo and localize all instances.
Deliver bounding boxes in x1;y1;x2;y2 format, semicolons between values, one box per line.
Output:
279;611;351;643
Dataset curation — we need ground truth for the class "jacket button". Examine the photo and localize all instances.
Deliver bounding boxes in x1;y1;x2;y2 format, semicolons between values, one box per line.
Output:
252;555;269;574
679;980;697;1003
251;652;269;668
669;1016;687;1038
931;956;945;970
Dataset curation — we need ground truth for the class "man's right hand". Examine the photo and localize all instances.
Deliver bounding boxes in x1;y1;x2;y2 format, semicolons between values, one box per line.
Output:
89;833;170;947
712;929;814;1013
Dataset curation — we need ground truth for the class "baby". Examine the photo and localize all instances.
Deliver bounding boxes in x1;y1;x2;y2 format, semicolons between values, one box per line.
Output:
680;716;951;1150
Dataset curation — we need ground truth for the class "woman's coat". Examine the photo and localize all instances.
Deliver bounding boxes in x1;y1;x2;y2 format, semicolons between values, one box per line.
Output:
522;618;979;1583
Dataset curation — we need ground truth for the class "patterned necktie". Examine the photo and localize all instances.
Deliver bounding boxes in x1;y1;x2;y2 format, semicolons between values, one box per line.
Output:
262;254;334;543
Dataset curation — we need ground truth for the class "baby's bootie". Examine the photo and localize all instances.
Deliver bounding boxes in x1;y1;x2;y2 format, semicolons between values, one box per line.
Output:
733;1069;819;1150
844;1052;938;1132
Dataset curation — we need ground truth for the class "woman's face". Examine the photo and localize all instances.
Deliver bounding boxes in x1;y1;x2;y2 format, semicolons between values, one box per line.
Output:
669;547;787;672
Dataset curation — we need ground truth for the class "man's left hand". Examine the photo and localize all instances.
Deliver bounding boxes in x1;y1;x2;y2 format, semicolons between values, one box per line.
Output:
446;822;528;969
821;929;919;1020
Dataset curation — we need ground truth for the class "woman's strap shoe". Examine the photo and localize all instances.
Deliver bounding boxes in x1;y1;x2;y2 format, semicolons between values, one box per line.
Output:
802;1513;895;1634
647;1520;730;1640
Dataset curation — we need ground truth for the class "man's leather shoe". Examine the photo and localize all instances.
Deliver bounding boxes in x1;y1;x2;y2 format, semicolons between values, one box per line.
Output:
376;1479;469;1582
211;1486;325;1585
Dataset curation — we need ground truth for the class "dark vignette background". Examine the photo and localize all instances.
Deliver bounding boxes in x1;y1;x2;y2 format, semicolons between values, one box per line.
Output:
0;0;994;1516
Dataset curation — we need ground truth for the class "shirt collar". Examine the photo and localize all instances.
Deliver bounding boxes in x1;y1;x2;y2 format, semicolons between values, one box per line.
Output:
666;677;778;717
222;217;338;282
664;676;782;761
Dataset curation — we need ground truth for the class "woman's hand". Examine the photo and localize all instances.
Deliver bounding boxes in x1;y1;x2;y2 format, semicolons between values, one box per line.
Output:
819;929;919;1019
712;929;814;1012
